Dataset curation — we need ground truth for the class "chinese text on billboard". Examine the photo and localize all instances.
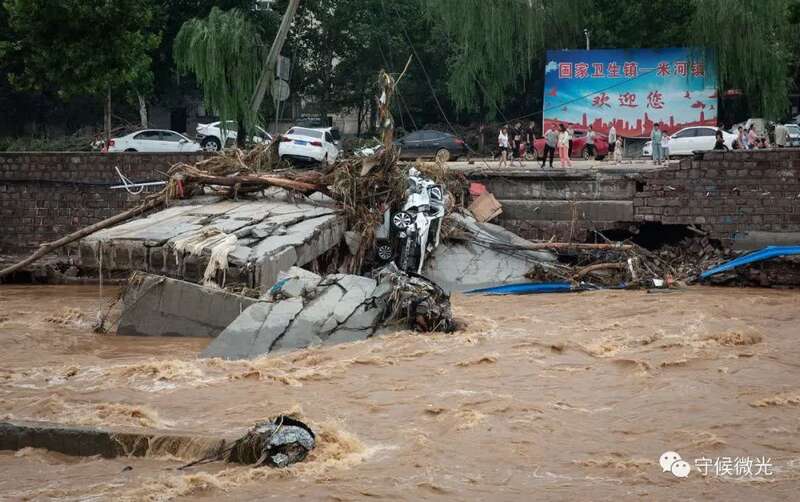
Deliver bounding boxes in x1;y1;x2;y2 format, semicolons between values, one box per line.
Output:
543;48;717;136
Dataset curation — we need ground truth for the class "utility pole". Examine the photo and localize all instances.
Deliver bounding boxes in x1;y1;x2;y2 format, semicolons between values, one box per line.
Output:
584;28;590;50
250;0;301;116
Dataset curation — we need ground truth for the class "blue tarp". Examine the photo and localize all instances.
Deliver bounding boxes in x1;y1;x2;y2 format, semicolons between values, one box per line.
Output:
699;245;800;279
465;282;575;295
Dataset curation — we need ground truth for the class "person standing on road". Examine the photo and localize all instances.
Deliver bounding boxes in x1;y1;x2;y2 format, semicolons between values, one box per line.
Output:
713;129;726;150
558;124;572;168
541;124;557;168
775;123;788;148
747;125;758;150
567;125;575;158
651;123;663;165
613;137;624;165
586;125;596;160
608;125;617;161
511;122;524;167
526;121;536;159
737;126;749;150
498;126;510;168
660;128;670;163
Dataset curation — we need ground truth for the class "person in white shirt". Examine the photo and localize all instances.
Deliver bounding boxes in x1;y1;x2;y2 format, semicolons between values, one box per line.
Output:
557;124;572;168
775;124;788;148
498;126;510;168
608;125;617;161
613;138;623;165
660;129;670;162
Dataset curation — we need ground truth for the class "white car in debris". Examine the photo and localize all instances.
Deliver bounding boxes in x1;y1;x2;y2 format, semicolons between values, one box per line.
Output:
642;126;736;157
278;127;339;165
107;129;203;153
195;121;273;151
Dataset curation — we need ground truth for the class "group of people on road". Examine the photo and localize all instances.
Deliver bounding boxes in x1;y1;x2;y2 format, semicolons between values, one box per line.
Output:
500;121;624;169
497;121;536;168
734;124;769;150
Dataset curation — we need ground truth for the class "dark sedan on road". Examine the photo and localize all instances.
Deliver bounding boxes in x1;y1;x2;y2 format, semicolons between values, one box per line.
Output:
395;130;468;161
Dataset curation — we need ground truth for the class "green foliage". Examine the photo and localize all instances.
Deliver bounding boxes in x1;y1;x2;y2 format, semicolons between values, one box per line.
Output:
0;134;93;152
584;0;695;48
691;0;795;119
3;0;161;98
174;7;264;135
429;0;800;120
425;0;545;116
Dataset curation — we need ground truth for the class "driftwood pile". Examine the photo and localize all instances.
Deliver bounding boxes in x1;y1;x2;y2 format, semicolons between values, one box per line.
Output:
523;237;737;289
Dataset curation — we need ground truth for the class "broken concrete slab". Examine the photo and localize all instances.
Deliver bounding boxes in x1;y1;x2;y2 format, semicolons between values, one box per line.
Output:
118;272;256;337
75;192;345;293
201;266;454;360
269;266;323;299
0;419;232;461
332;275;377;323
201;297;304;359
422;213;557;292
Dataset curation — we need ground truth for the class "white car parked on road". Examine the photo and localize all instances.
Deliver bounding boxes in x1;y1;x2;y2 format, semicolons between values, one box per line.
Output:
642;126;735;157
278;127;339;165
195;121;273;151
107;129;202;153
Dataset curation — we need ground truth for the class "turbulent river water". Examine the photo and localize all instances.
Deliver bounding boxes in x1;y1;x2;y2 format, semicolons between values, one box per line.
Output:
1;284;799;501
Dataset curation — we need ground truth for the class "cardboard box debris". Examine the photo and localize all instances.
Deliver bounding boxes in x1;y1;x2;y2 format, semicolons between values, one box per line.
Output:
468;192;503;223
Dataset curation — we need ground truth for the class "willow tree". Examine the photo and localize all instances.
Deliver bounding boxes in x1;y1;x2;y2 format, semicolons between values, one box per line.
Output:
430;0;798;120
425;0;583;117
691;0;795;119
174;7;263;146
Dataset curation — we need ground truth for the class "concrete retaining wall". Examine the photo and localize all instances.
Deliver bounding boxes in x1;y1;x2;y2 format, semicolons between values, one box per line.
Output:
633;149;800;244
0;152;211;255
462;167;642;241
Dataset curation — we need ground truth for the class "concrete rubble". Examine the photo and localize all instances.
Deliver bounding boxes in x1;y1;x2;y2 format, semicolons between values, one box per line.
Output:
117;272;256;338
75;190;345;291
423;212;557;291
202;264;453;360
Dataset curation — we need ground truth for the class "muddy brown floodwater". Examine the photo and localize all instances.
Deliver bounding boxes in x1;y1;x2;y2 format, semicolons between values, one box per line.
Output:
1;284;800;501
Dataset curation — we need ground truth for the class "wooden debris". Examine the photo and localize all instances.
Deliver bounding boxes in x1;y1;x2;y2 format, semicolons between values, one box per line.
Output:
468;192;502;223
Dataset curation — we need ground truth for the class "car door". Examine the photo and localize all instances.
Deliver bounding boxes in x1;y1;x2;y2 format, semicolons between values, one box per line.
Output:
693;128;717;151
132;130;161;152
399;131;424;158
428;132;450;156
667;129;696;155
158;131;188;152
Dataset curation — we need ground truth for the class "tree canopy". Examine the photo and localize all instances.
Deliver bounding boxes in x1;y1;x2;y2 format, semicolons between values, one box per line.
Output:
3;0;160;99
174;6;267;138
428;0;800;120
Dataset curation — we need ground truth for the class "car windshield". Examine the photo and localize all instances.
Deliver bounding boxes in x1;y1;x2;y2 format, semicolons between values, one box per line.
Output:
288;127;323;139
786;125;800;134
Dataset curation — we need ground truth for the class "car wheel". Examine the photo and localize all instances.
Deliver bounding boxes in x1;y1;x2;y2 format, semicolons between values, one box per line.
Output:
375;241;394;262
392;211;413;230
435;148;451;162
581;147;591;160
202;137;221;152
124;148;137;152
